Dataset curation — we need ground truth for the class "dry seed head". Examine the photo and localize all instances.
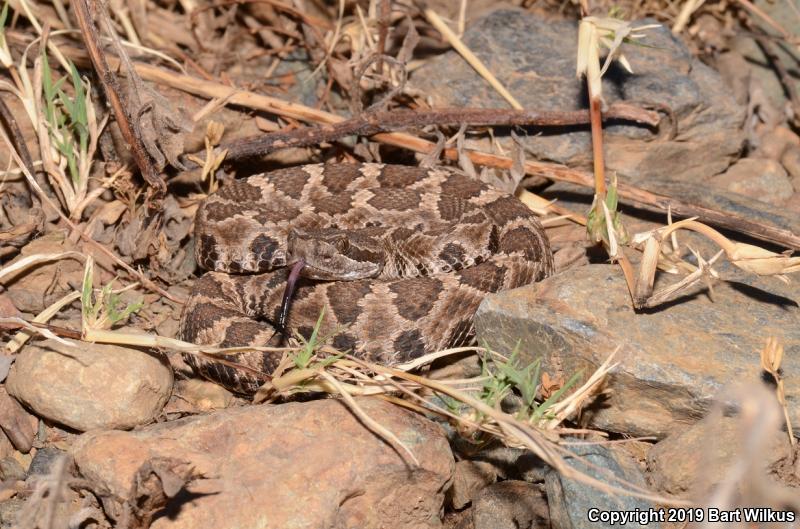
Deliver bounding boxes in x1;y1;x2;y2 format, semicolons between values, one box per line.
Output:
727;242;800;276
576;17;661;100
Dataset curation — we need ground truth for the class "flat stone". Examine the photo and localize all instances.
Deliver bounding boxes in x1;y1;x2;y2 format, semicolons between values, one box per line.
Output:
7;340;173;432
411;9;744;182
71;398;454;529
545;442;659;529
711;158;794;205
474;264;799;438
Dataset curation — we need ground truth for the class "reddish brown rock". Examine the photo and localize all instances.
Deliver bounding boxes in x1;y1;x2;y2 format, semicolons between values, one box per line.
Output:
72;398;454;529
7;340;172;432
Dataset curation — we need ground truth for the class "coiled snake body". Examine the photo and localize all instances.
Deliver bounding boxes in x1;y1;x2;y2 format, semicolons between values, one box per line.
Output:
180;163;553;394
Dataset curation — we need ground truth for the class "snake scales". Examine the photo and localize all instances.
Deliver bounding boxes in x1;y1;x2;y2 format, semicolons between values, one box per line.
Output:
179;163;554;394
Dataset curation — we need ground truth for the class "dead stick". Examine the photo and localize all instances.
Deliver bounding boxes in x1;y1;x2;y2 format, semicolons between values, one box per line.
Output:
71;0;165;199
223;105;660;160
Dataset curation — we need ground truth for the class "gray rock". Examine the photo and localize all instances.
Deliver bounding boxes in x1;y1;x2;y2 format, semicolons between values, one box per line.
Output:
474;264;799;438
411;9;744;182
711;158;794;205
7;340;173;432
72;398;454;529
27;447;66;478
545;442;659;529
472;480;550;529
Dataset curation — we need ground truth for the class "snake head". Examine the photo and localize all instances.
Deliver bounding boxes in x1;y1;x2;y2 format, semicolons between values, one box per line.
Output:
287;228;383;280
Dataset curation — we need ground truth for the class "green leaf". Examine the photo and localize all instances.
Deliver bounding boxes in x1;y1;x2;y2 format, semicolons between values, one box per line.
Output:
0;2;9;31
293;308;326;369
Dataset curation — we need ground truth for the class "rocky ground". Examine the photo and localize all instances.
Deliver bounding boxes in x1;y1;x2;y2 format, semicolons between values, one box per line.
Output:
0;1;799;528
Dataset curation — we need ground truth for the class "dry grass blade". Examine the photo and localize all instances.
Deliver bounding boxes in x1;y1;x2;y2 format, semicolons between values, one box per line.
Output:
424;8;522;110
760;337;795;445
0;251;84;283
0;317;75;347
319;370;420;467
4;291;81;353
539;349;618;430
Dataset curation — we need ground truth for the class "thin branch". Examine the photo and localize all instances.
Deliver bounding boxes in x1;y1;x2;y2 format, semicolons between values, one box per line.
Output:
222;104;660;160
71;0;165;199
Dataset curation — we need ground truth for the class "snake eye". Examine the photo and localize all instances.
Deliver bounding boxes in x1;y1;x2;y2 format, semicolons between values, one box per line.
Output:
334;237;349;253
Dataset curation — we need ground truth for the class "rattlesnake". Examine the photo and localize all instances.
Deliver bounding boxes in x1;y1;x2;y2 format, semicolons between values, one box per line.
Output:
179;163;554;394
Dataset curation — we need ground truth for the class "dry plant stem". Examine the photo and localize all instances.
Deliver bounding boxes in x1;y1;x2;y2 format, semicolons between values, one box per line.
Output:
424;8;523;109
4;291;81;353
319;370;420;467
36;38;800;248
0;97;37;190
0;130;183;303
223;105;660;160
589;98;606;199
71;0;165;199
357;360;690;506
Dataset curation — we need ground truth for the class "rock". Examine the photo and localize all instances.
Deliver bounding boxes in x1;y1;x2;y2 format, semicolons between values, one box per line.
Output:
731;1;800;115
782;146;800;185
474;264;799;438
472;481;549;529
7;339;173;432
711;158;794;205
0;387;36;452
545;442;659;529
647;399;794;495
27;447;66;478
171;379;237;412
411;9;744;183
71;398;454;529
448;460;497;509
0;457;25;482
543;178;800;252
0;498;24;529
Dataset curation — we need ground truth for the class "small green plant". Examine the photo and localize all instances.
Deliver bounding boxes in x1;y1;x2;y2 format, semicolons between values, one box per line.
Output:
81;257;143;332
291;308;343;370
41;54;90;187
479;343;582;425
35;47;106;220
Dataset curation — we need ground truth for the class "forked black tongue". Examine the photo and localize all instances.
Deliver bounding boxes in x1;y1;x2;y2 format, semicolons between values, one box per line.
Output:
276;258;306;343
